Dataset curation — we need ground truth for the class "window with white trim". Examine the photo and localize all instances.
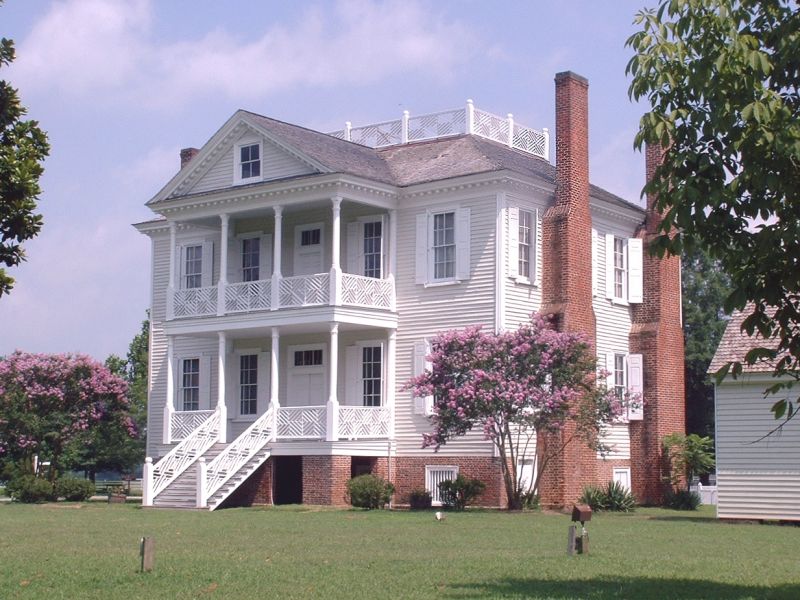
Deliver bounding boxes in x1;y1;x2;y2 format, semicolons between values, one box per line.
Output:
604;234;643;304
415;208;470;285
239;354;258;416
184;245;202;289
605;352;644;421
239;143;261;180
613;353;626;401
294;348;323;367
241;237;260;282
425;465;458;506
294;223;324;276
361;346;382;407
181;358;200;411
363;221;383;279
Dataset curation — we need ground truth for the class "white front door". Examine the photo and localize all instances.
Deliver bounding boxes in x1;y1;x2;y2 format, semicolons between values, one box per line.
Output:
286;346;326;406
613;467;631;491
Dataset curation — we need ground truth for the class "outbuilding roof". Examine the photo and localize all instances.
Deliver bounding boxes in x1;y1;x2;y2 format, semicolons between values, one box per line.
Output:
708;308;782;374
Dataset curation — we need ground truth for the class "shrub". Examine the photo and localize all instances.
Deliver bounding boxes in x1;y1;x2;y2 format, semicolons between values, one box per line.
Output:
664;489;701;511
603;480;636;512
438;474;486;510
409;488;432;510
55;477;95;501
347;474;394;509
7;476;55;503
579;485;607;511
521;491;540;510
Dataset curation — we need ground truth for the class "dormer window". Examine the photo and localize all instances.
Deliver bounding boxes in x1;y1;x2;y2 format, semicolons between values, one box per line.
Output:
235;141;262;184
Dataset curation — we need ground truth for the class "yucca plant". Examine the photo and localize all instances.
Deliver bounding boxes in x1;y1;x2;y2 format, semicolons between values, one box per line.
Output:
603;480;636;512
578;485;607;511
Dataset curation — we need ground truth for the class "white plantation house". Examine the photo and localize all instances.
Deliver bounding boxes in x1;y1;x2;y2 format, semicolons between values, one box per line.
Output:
137;71;684;510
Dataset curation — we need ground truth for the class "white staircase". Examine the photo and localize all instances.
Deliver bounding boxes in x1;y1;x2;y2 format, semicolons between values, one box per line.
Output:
152;444;226;508
144;406;276;511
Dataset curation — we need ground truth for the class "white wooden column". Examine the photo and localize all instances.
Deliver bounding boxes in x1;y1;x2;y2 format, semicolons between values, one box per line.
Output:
271;206;283;310
270;327;280;442
330;196;342;305
326;322;340;441
217;214;229;316
388;209;397;311
167;222;177;320
386;329;397;440
163;335;175;444
217;331;227;443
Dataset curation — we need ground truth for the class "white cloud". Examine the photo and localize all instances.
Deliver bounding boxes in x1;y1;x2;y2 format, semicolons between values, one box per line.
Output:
12;0;478;109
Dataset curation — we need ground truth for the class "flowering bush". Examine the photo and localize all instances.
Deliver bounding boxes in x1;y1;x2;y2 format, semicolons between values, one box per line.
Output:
407;314;622;509
0;352;135;478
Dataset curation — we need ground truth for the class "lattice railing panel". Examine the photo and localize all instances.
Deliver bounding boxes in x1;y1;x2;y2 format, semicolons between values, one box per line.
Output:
152;408;220;498
204;407;274;501
472;108;510;142
408;108;466;142
225;280;271;313
341;273;394;309
513;123;547;158
276;406;326;439
173;286;217;318
328;129;346;140
279;273;329;307
171;410;215;441
339;406;390;439
349;119;402;148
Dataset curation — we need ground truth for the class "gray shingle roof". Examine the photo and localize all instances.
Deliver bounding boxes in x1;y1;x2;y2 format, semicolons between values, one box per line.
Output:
708;308;781;374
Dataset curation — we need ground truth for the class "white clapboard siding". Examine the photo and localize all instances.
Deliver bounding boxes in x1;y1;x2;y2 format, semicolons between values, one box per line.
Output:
395;193;497;456
598;423;630;459
716;378;800;520
146;234;171;459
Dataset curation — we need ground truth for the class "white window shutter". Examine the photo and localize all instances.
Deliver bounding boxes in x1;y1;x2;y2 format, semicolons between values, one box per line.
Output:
345;345;361;406
412;340;432;415
200;355;212;410
591;228;598;297
415;214;428;285
260;234;273;280
178;245;186;289
225;353;237;412
627;353;644;420
605;352;615;390
508;206;519;278
456;208;471;280
227;237;240;283
628;237;643;304
257;352;270;410
201;241;214;287
605;234;615;299
346;221;361;275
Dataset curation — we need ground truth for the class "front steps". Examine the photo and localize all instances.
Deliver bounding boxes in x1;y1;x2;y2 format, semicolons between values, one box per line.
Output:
208;446;271;510
151;444;226;509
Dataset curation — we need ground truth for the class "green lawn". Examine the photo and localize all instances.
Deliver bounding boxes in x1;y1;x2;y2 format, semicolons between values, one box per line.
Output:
0;503;798;599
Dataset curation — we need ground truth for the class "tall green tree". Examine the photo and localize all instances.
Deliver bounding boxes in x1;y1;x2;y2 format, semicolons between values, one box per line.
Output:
626;0;800;419
0;6;50;297
682;247;731;437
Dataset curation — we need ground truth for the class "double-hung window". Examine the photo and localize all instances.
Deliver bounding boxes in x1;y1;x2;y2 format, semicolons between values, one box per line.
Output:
241;237;260;282
184;245;202;289
361;346;382;407
613;238;626;300
239;143;260;180
613;353;626;401
518;210;533;279
605;352;644;421
181;358;200;411
508;206;537;282
363;221;383;279
415;208;470;285
239;354;258;416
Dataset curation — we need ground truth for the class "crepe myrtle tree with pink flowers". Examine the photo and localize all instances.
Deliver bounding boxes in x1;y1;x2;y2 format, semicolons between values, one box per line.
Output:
0;352;136;480
408;315;625;510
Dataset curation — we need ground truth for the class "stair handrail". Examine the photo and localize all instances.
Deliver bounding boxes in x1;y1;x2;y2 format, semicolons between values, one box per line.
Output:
204;406;275;503
151;407;222;499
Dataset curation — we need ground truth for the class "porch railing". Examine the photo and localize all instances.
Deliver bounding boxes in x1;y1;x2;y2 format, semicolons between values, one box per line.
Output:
145;407;222;503
279;273;330;307
171;410;215;441
276;406;327;439
339;406;391;439
341;273;394;310
172;286;217;317
225;279;272;313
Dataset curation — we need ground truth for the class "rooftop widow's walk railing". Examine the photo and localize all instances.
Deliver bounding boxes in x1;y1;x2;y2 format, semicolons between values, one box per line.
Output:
328;100;550;161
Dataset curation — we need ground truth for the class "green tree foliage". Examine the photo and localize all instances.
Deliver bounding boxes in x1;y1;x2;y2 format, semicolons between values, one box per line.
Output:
0;7;50;297
64;319;149;478
663;433;716;489
626;0;800;420
682;247;731;437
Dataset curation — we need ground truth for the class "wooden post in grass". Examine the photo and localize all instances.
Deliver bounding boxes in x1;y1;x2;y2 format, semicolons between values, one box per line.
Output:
140;537;154;572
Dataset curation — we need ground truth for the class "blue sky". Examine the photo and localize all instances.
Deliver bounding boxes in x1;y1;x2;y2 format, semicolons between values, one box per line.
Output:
0;0;654;360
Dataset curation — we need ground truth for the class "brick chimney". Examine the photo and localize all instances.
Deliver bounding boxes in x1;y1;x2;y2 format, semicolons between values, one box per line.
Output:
539;71;598;507
180;147;200;169
628;143;686;504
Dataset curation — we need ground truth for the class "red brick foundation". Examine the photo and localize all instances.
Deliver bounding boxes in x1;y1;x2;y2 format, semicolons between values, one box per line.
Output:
302;455;351;506
223;458;273;508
